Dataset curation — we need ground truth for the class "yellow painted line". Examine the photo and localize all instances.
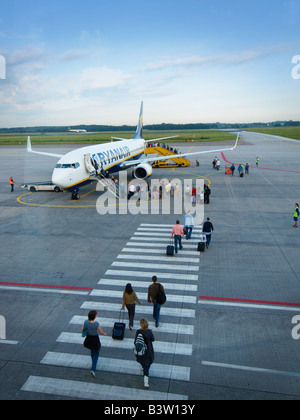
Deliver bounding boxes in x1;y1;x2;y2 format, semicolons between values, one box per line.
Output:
17;192;97;208
17;191;158;209
171;168;212;186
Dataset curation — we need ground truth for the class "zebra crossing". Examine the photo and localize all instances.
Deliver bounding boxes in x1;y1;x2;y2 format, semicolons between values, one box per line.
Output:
21;223;202;400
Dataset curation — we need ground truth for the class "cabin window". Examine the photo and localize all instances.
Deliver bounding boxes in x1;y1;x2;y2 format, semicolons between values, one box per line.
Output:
55;163;80;169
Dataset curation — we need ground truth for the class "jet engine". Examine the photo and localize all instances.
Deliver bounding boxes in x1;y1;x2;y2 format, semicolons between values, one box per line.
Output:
133;163;153;180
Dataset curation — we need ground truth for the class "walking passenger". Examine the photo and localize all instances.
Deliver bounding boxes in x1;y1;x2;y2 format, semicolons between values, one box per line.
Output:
134;319;155;389
171;220;185;253
202;217;214;248
148;276;165;328
184;210;194;240
204;184;211;204
82;310;107;378
121;283;141;330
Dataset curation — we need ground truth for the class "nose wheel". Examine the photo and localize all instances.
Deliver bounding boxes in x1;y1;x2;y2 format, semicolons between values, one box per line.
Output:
71;187;80;200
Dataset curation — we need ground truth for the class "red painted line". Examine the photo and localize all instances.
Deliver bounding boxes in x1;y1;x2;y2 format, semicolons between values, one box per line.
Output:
221;152;300;173
0;281;92;291
199;295;300;307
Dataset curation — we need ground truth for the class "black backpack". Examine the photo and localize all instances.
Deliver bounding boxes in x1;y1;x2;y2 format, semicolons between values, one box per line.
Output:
156;284;166;305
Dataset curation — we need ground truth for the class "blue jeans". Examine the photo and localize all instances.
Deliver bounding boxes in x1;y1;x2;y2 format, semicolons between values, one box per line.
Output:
90;350;99;372
174;235;183;253
205;233;212;246
185;226;193;240
153;302;161;327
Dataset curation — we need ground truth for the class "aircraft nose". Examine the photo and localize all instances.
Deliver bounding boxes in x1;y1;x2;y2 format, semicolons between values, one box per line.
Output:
52;169;64;187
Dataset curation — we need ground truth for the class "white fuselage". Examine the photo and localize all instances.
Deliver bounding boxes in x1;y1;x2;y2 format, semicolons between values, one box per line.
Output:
51;138;145;189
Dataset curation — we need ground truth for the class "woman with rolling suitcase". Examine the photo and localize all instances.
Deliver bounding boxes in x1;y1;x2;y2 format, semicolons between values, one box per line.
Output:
121;283;142;330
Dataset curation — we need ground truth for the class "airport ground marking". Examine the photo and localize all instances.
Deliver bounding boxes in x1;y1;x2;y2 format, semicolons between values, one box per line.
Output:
41;351;191;381
0;281;92;295
22;375;188;401
202;360;300;379
221;152;300;173
0;339;19;345
199;295;300;311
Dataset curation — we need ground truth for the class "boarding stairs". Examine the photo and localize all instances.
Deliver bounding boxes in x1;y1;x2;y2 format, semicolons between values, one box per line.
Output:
144;146;190;168
84;153;119;199
95;174;119;199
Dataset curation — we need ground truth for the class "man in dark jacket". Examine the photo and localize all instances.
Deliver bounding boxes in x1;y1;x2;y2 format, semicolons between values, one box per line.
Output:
202;217;214;248
148;276;165;328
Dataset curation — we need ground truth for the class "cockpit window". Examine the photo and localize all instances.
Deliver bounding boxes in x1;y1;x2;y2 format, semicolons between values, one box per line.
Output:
56;163;80;169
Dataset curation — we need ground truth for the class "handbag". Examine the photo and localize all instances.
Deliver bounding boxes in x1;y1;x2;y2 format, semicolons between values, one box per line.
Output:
82;320;88;338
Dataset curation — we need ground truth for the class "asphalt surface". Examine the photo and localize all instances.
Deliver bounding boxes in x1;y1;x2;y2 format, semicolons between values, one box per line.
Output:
0;131;300;401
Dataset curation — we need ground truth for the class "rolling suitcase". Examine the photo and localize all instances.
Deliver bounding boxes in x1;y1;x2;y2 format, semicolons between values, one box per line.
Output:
112;311;126;340
166;239;175;256
197;234;206;252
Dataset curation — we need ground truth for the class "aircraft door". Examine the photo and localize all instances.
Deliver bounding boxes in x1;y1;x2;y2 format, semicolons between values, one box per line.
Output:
84;153;96;174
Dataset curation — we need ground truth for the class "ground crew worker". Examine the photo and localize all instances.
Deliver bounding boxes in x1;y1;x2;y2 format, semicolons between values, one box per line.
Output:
256;157;259;166
293;203;299;228
9;177;14;192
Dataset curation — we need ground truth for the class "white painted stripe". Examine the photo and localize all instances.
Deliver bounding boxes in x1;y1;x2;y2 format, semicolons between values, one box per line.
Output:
202;361;300;379
41;352;191;381
198;300;300;312
130;236;200;244
126;242;199;250
98;278;198;292
57;332;193;356
81;301;195;318
117;254;199;264
122;247;200;256
0;285;89;296
105;269;198;281
70;315;195;335
138;227;202;233
140;224;183;227
112;261;199;272
22;376;188;401
91;289;196;304
0;339;19;345
134;232;201;238
141;223;202;229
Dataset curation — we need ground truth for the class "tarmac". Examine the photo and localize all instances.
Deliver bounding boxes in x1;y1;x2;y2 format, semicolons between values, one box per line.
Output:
0;130;300;401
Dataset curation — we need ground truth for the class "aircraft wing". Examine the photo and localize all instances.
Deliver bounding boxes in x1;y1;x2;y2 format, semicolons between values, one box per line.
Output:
27;137;64;158
121;133;239;168
111;135;179;142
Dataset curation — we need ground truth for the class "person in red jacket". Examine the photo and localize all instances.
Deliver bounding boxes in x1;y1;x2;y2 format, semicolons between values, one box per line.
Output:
9;177;14;192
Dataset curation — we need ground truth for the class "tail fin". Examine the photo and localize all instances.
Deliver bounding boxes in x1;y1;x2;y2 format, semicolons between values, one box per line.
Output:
27;136;32;152
133;101;143;139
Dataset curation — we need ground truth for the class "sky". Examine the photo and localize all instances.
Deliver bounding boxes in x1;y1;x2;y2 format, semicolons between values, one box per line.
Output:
0;0;299;127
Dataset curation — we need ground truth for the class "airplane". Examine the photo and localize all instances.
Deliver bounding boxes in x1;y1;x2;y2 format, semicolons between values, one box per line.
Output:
68;127;87;133
27;102;239;196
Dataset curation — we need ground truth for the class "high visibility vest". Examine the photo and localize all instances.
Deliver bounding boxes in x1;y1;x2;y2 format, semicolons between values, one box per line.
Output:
293;207;299;217
9;178;14;185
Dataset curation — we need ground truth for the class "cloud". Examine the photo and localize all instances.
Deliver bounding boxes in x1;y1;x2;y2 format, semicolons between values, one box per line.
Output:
76;66;130;91
142;43;293;72
7;46;47;66
57;49;91;63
